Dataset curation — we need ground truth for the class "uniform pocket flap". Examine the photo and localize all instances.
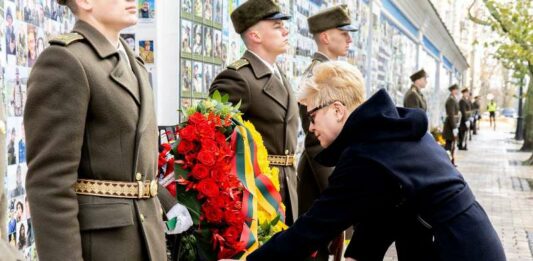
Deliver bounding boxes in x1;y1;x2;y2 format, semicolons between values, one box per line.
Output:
78;202;134;231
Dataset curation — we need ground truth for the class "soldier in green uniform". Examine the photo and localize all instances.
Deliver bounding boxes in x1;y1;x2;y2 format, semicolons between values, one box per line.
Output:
298;5;356;261
443;84;460;165
24;1;191;260
458;88;472;150
209;0;299;225
403;69;428;112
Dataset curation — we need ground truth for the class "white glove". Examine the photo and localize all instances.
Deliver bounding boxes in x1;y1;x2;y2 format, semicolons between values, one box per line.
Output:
453;128;458;137
465;121;470;128
166;203;193;234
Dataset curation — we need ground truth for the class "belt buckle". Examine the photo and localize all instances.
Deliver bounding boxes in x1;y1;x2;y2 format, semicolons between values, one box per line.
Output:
149;180;158;197
137;181;144;199
285;156;290;166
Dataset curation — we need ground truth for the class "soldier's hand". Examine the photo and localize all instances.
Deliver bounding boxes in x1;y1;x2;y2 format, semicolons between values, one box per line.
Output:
453;128;458;138
166;202;193;234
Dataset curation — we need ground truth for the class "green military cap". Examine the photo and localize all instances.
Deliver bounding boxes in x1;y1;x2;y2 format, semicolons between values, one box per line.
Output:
231;0;291;34
57;0;67;5
307;4;357;34
410;69;427;82
461;88;470;93
448;84;459;91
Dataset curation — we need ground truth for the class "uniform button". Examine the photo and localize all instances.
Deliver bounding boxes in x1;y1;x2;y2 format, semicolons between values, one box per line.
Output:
285;149;289;155
140;214;145;223
136;172;142;181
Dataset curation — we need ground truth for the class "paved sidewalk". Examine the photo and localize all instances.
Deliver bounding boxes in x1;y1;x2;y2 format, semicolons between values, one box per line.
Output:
380;119;533;261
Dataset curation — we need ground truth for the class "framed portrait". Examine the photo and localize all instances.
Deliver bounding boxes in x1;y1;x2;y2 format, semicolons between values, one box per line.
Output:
181;20;192;58
138;0;155;19
191;61;203;97
180;59;192;98
139;40;154;64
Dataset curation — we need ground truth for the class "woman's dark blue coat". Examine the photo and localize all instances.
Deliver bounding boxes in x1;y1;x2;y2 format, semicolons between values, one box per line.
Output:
248;89;505;261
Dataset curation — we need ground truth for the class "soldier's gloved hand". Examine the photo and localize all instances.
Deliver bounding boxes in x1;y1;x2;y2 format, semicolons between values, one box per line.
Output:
166;203;193;234
453;128;458;137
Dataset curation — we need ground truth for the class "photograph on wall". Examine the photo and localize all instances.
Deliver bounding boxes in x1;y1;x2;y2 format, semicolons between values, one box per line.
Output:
120;33;136;52
139;39;154;64
203;26;212;59
15;22;27;66
138;0;155;19
193;0;203;22
27;25;38;67
182;0;193;20
191;61;203;97
5;3;17;59
192;23;203;60
212;29;222;63
180;59;192;98
202;63;212;97
213;0;222;28
181;19;192;58
5;66;27;117
204;0;213;23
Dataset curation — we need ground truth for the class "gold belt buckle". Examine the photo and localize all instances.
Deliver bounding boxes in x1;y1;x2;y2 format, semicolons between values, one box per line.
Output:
149;180;158;197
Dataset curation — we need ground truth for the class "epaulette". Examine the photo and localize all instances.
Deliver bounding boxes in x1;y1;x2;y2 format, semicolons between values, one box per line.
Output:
49;32;84;46
303;60;320;77
227;58;250;70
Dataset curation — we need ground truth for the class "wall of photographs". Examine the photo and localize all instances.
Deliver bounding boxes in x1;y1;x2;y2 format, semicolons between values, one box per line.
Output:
1;0;75;258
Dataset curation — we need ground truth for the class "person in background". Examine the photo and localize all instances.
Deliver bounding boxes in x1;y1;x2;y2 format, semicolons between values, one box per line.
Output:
458;88;472;150
298;5;357;260
403;69;428;112
487;99;497;130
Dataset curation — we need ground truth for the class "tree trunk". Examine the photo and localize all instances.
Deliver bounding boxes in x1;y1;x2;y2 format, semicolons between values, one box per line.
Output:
520;71;533;151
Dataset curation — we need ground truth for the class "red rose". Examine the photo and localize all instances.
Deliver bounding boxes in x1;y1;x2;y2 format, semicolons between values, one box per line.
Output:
177;140;195;154
222;226;242;245
202;202;223;223
188;112;207;125
201;139;219;153
197;122;215;139
197;150;216;166
215;132;227;144
179;125;197;141
197;178;219;198
224;210;244;226
191;164;210;180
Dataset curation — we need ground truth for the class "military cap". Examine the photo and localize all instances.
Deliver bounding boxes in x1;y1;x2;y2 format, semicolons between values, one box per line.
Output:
410;69;427;82
448;84;459;91
57;0;67;5
231;0;291;34
308;4;357;34
461;88;470;93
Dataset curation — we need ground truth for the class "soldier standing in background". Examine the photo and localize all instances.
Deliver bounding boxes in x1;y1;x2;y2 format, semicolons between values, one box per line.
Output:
403;69;428;112
458;88;472;150
472;96;481;135
298;5;357;261
209;0;299;225
443;84;460;166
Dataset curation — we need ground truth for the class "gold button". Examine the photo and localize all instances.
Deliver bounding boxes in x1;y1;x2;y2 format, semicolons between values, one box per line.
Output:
136;173;142;181
140;214;145;222
285;149;289;155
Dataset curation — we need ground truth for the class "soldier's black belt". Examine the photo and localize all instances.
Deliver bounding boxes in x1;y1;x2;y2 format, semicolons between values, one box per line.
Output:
74;179;158;199
268;155;295;167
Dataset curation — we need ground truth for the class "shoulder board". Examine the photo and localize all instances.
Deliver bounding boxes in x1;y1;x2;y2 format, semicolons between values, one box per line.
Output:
49;32;84;46
227;58;250;70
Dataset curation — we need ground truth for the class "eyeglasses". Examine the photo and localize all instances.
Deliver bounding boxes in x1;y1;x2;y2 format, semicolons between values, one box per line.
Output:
307;101;336;124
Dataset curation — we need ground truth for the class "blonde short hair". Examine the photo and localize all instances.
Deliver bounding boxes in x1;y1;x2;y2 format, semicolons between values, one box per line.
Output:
298;61;365;112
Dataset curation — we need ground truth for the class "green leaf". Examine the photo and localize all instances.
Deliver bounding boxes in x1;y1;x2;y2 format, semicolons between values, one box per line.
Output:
212;90;222;102
222;93;230;103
